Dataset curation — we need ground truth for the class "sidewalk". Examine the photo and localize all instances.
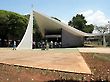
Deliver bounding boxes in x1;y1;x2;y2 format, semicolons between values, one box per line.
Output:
0;48;91;74
78;47;110;54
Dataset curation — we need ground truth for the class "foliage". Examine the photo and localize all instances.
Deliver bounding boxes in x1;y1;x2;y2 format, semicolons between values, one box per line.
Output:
0;10;42;47
95;26;108;34
68;14;87;31
93;54;110;62
0;10;28;46
68;14;94;33
95;26;108;47
83;24;94;33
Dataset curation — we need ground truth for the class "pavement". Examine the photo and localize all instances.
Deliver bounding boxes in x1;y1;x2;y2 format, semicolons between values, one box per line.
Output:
78;47;110;54
0;48;91;74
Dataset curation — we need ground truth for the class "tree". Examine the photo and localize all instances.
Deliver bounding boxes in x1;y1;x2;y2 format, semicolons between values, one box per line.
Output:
0;10;43;47
0;10;9;46
68;14;94;33
95;26;108;47
83;24;94;33
95;26;108;34
0;10;28;47
68;14;87;31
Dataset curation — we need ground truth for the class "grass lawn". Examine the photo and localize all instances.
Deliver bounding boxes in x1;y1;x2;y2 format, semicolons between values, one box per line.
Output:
93;53;110;61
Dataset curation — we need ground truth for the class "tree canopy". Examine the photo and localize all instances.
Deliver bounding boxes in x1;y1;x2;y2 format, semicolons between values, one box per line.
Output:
0;10;28;46
0;10;42;47
68;14;94;33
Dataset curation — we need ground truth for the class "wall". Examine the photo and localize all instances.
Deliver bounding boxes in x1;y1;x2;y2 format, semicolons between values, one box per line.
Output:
62;29;84;47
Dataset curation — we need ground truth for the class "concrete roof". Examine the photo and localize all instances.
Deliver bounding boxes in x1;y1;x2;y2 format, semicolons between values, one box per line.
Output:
34;11;94;37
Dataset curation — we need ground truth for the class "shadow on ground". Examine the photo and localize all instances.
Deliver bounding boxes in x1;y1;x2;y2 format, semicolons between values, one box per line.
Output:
48;79;109;82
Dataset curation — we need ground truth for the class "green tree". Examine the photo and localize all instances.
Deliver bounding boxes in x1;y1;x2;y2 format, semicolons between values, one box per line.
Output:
68;14;94;33
0;10;9;46
68;14;87;31
83;24;94;33
0;10;42;47
0;10;28;47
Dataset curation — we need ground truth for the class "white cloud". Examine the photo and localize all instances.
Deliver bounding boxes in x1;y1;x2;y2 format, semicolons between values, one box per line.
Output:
79;10;110;26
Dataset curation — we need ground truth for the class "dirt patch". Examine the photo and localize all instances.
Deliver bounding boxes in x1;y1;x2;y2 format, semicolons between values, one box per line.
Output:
0;63;59;82
0;63;92;82
82;53;110;81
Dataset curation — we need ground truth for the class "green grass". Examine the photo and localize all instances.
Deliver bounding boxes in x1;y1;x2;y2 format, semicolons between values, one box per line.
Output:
93;54;110;62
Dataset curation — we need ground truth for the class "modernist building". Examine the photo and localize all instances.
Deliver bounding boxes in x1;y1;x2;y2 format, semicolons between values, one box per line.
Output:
17;11;94;49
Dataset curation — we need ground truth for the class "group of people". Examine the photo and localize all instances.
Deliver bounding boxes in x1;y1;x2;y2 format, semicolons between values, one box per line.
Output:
37;40;62;50
12;40;62;50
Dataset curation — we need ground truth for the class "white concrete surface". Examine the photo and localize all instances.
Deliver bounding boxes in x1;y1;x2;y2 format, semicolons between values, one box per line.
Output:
78;47;110;54
0;48;91;74
17;11;33;49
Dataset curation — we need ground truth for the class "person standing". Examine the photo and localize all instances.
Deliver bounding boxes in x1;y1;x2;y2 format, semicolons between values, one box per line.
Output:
46;42;49;50
50;41;53;49
41;41;45;50
54;42;57;48
13;40;16;50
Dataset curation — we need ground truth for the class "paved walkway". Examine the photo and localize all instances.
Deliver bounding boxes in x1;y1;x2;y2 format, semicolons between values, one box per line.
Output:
0;48;91;74
78;47;110;54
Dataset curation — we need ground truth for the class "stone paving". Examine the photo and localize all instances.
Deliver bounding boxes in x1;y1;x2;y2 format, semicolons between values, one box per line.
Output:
0;48;91;74
78;47;110;54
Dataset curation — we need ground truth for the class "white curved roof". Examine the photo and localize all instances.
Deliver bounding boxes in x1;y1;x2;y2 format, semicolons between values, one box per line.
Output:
34;11;94;37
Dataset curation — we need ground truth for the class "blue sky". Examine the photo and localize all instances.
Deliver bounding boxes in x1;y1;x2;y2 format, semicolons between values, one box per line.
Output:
0;0;110;25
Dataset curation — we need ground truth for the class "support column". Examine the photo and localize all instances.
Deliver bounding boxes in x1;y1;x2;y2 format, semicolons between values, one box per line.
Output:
17;11;33;49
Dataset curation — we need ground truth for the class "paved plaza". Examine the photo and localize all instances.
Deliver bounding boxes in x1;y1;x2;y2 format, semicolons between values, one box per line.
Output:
78;47;110;54
0;48;91;74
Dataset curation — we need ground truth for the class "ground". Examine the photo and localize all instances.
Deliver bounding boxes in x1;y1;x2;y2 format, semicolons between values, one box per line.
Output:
82;53;110;81
0;48;91;74
0;48;110;82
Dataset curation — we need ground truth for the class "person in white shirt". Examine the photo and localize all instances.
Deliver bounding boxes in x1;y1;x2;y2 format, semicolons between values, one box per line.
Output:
13;41;16;50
